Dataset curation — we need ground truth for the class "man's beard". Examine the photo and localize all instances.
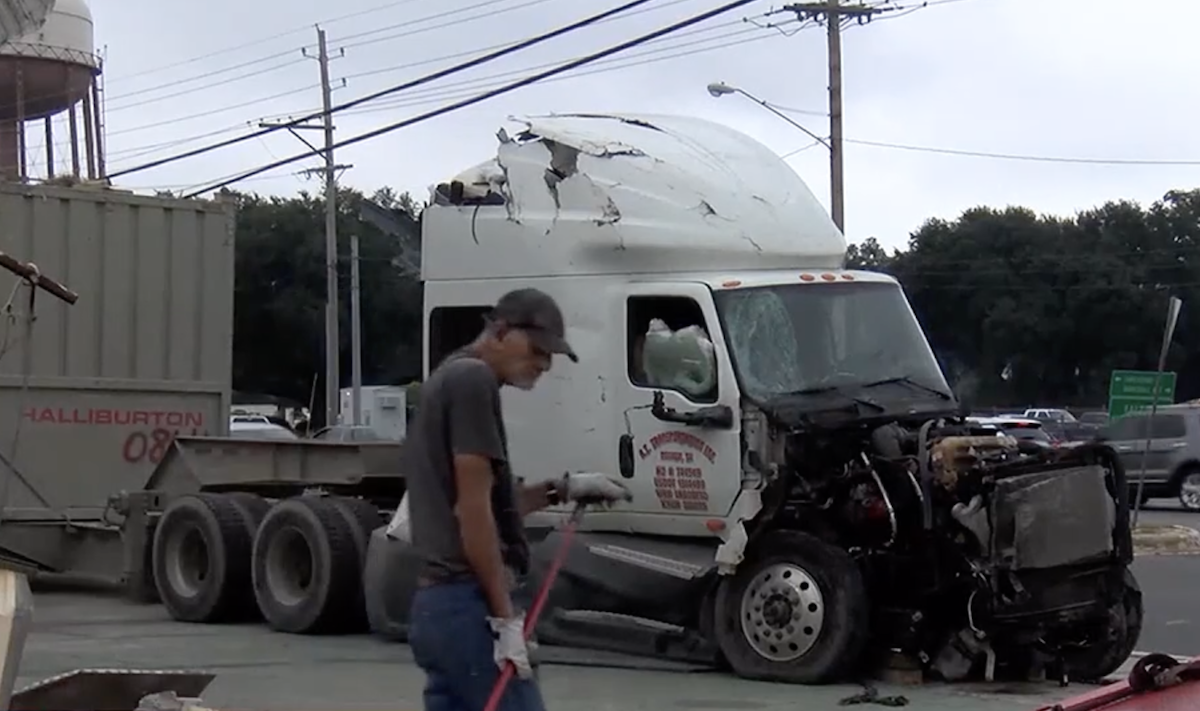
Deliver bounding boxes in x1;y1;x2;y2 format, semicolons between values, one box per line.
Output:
509;374;539;391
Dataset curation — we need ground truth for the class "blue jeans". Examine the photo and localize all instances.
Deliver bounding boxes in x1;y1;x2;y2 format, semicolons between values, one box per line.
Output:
409;581;547;711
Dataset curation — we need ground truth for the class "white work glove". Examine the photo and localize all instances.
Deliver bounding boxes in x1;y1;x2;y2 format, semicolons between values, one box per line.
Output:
487;614;534;679
559;472;633;508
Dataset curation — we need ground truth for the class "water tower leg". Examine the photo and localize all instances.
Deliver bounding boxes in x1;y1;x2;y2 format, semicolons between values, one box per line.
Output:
43;118;54;179
0;568;34;710
15;69;26;181
91;80;105;180
0;122;18;182
82;93;95;180
68;105;80;178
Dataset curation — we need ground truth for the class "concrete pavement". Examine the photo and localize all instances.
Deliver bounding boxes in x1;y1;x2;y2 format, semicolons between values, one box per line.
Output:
13;505;1195;711
1132;554;1197;656
8;591;1106;711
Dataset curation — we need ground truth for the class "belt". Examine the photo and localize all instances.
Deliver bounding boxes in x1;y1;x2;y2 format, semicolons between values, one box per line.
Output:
418;567;519;590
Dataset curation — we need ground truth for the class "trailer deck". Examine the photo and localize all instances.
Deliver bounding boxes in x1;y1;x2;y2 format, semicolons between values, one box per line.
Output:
19;588;1129;711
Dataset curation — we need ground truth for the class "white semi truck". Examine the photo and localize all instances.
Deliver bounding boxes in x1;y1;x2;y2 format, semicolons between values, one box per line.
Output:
361;112;1141;685
2;113;1137;690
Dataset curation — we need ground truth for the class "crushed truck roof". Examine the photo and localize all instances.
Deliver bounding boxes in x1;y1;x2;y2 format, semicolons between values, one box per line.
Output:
422;112;847;282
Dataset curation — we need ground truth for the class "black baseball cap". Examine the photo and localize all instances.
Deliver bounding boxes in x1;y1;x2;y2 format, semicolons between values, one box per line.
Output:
488;288;578;363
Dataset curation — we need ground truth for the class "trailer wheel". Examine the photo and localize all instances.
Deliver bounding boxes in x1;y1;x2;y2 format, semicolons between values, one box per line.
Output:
330;496;384;632
711;531;870;684
330;497;384;562
1061;569;1144;682
228;492;270;527
252;496;360;634
152;493;259;623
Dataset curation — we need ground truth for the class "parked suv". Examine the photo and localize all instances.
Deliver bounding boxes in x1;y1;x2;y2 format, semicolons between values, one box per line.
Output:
1097;404;1200;510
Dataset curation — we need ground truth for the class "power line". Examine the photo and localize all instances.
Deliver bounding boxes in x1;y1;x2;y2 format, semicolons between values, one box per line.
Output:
105;58;308;109
100;0;551;111
333;0;554;49
334;21;772;112
89;3;770;170
17;0;704;144
107;0;439;84
845;138;1200;166
102;21;788;171
107;0;664;180
766;105;1200;165
337;0;705;82
180;0;770;198
106;84;321;140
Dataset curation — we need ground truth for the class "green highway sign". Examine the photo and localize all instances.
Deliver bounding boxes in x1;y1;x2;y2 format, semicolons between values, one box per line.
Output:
1108;369;1177;419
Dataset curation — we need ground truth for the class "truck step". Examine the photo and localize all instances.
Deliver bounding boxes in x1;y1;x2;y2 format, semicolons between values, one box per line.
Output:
537;608;719;667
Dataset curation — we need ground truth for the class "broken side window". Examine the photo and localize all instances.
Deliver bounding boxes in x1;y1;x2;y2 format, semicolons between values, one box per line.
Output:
626;296;718;403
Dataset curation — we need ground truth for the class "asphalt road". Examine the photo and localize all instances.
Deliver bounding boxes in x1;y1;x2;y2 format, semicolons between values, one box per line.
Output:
1137;500;1200;531
5;592;1114;711
11;505;1194;711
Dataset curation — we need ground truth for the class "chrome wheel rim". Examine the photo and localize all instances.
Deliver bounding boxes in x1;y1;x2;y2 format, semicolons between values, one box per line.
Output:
1180;473;1200;511
739;562;825;662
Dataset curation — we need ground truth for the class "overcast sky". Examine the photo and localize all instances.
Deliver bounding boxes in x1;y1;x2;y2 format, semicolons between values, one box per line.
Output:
44;0;1200;250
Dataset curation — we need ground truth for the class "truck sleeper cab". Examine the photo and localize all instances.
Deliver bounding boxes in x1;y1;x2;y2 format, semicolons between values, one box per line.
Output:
367;112;1139;686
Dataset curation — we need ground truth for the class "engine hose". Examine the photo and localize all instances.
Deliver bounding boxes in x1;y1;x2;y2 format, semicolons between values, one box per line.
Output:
1098;444;1134;564
918;419;937;530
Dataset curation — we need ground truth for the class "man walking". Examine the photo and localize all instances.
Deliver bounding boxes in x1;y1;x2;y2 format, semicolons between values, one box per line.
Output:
405;287;632;711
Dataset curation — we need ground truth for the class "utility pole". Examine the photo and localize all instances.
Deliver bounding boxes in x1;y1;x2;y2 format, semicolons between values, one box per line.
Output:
317;28;340;430
349;232;363;426
262;28;351;429
784;1;886;234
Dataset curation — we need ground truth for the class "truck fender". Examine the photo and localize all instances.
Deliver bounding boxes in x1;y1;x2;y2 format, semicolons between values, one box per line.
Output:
714;488;763;575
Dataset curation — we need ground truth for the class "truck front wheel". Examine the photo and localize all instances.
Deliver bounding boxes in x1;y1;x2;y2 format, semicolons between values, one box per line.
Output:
711;531;870;684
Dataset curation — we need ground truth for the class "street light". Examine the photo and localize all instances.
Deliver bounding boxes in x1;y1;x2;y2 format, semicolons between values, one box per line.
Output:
707;81;842;232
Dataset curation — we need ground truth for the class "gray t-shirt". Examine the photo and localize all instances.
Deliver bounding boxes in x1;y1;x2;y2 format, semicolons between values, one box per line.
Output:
404;349;529;583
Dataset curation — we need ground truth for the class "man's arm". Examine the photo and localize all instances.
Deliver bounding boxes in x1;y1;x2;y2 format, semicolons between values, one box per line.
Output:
445;364;513;620
454;455;513;619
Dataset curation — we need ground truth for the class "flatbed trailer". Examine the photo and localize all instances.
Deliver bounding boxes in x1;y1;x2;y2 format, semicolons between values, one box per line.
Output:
0;183;409;640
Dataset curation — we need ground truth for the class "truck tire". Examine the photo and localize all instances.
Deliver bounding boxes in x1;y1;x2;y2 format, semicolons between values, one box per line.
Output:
330;496;384;632
1061;569;1144;682
228;492;270;526
251;496;361;634
363;526;421;642
330;496;384;562
152;493;260;623
711;530;870;684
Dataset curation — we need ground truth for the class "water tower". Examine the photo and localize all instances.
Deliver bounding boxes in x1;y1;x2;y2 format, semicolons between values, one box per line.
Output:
0;0;102;183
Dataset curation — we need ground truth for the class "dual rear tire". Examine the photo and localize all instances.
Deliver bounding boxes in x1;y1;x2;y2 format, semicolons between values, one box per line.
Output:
151;493;382;633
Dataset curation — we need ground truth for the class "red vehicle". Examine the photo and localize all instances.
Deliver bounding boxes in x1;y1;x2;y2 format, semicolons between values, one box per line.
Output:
1037;654;1199;711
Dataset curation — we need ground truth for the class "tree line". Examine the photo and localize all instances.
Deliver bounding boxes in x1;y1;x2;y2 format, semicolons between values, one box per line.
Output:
229;186;1200;424
848;188;1200;409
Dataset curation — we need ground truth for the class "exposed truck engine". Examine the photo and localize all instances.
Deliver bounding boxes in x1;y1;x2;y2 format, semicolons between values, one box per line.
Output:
364;111;1141;686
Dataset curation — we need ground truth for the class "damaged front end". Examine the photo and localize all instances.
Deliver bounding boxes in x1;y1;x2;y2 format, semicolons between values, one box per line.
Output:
753;408;1140;684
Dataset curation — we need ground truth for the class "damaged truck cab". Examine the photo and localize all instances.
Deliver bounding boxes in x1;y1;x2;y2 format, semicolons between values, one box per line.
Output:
379;112;1140;685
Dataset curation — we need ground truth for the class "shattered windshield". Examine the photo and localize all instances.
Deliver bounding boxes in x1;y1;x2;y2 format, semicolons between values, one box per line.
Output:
714;281;951;404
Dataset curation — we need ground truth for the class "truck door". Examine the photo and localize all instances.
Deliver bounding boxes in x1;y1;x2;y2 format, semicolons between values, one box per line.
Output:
615;282;741;527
